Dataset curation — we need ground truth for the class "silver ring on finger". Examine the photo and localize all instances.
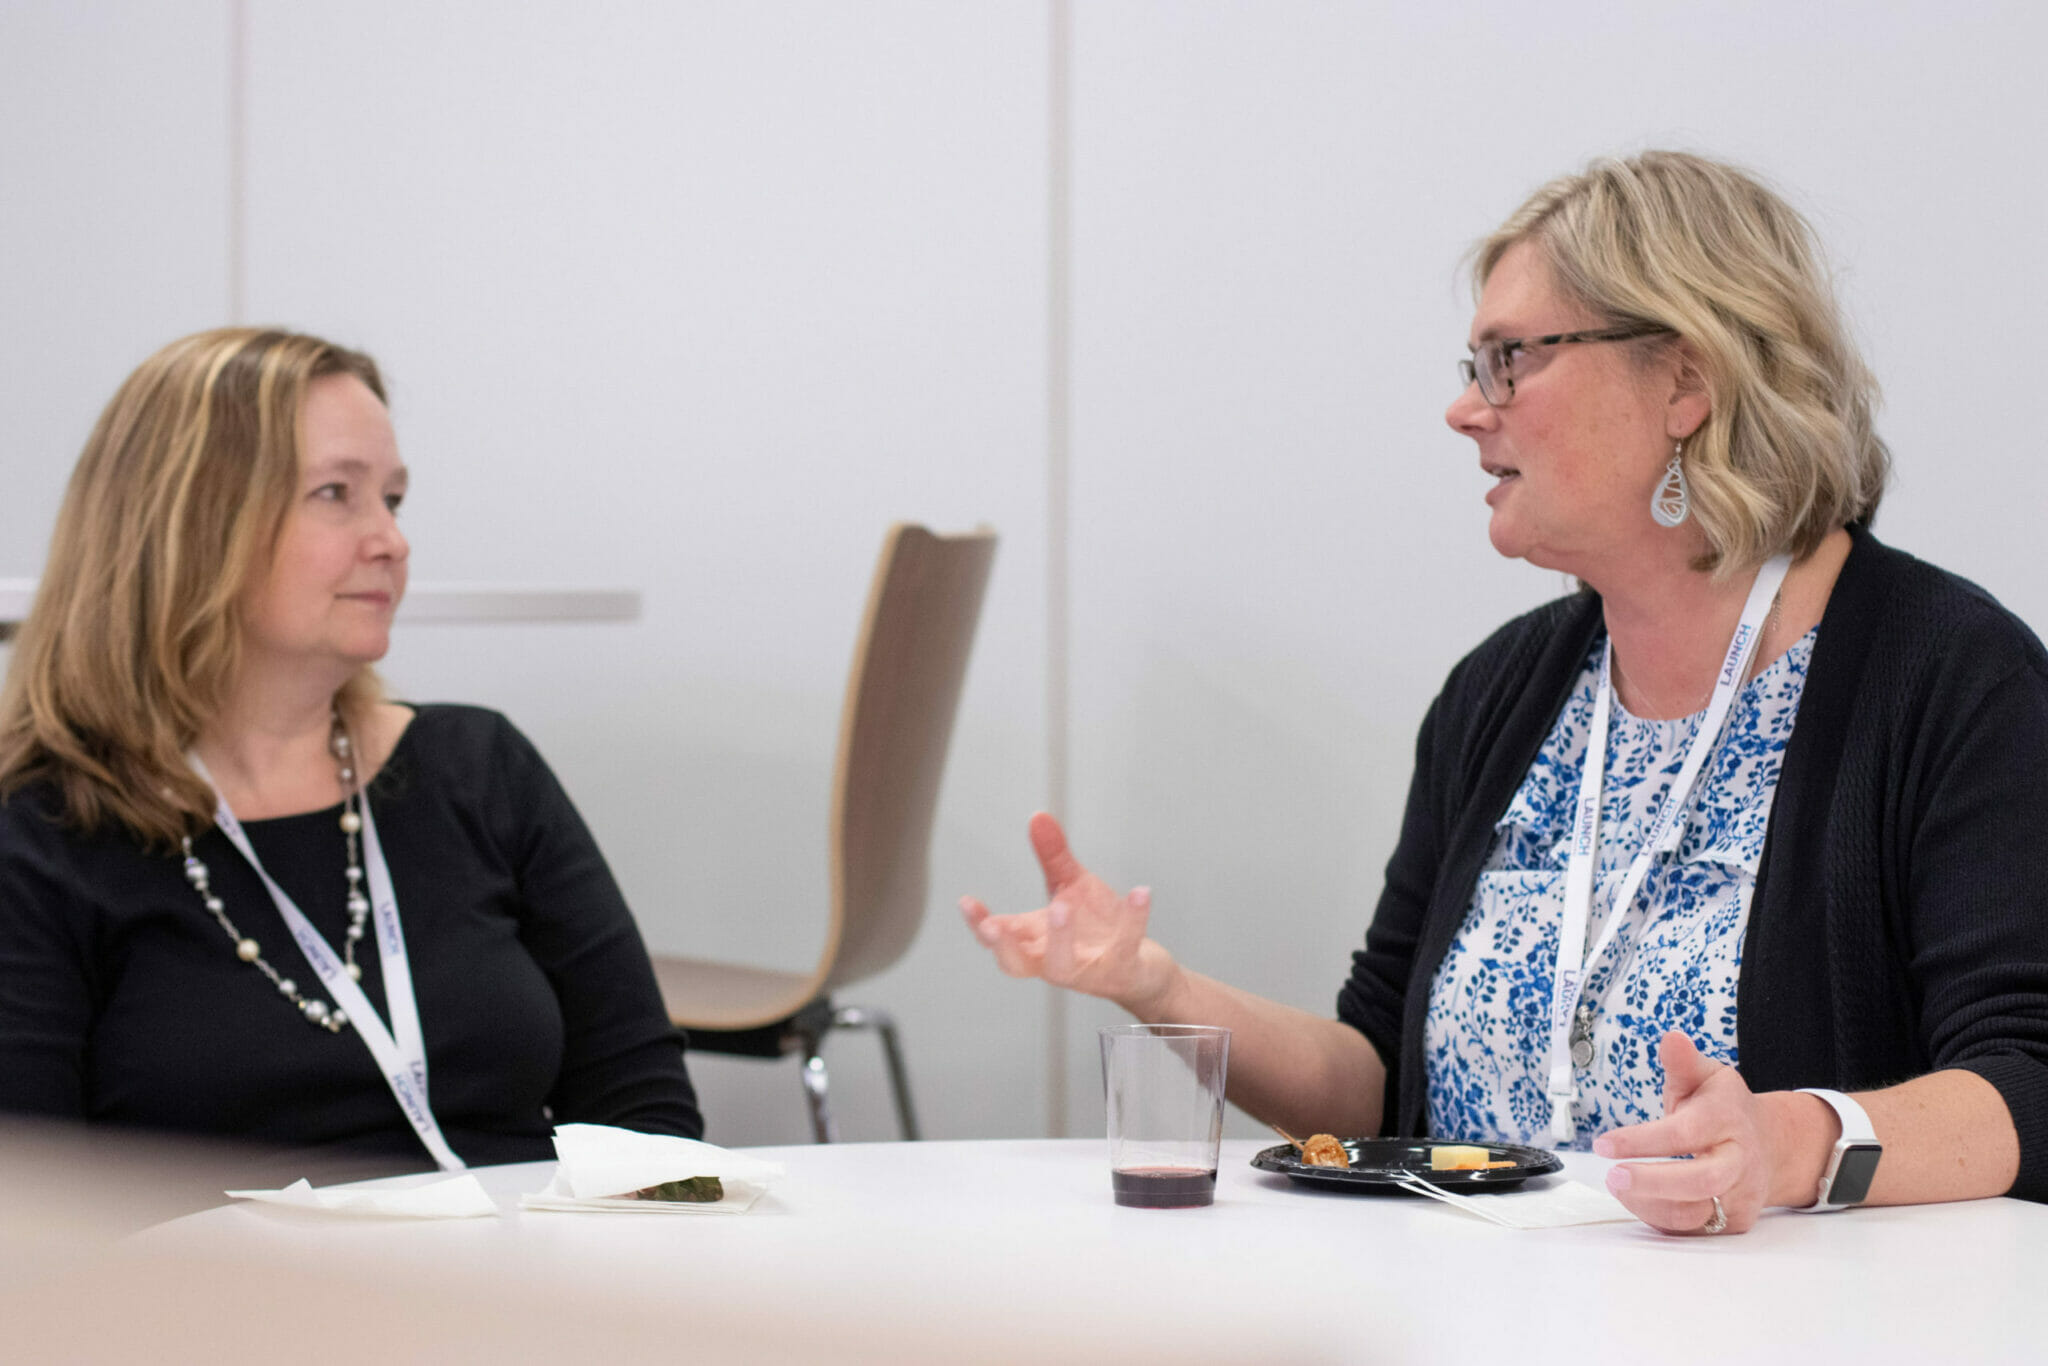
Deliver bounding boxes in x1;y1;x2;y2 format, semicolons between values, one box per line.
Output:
1700;1195;1729;1235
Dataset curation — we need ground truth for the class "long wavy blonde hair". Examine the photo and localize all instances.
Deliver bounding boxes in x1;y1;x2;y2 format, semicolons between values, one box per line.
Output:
0;328;388;847
1475;150;1890;576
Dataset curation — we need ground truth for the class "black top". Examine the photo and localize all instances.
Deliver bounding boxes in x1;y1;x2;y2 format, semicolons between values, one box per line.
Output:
0;705;702;1174
1337;527;2048;1202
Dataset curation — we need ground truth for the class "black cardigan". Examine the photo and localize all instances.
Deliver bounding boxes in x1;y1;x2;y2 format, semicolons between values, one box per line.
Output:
1337;527;2048;1201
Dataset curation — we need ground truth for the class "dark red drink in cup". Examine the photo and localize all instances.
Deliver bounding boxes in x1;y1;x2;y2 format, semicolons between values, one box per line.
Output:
1099;1024;1231;1209
1110;1167;1219;1208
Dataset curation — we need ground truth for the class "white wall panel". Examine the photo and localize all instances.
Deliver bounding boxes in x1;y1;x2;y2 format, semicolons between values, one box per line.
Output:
240;1;1050;1144
1062;1;2048;1135
0;1;231;570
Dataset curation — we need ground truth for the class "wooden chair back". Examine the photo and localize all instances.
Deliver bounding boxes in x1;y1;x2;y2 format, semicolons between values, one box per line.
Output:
820;523;997;991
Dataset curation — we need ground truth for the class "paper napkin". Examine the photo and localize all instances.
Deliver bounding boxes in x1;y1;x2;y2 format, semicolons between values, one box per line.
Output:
1390;1172;1637;1229
225;1174;498;1219
518;1124;786;1215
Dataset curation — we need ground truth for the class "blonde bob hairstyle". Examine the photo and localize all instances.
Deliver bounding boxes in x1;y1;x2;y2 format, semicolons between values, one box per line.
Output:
0;327;388;847
1475;150;1890;576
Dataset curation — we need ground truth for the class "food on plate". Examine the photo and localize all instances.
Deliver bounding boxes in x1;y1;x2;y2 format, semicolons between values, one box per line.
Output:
1428;1144;1489;1170
1427;1145;1515;1172
625;1176;725;1202
1298;1134;1350;1168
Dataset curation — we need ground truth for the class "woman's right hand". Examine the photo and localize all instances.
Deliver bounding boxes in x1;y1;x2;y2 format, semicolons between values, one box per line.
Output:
958;812;1175;1014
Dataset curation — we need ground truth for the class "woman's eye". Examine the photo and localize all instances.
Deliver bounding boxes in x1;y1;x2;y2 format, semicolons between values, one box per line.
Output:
384;492;405;515
312;482;349;503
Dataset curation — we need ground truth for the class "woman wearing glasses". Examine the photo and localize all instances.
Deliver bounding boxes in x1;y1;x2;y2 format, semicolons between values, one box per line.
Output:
0;329;703;1175
962;151;2048;1234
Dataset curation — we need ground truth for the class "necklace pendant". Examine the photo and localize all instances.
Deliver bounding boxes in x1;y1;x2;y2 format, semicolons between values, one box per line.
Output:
1569;1005;1596;1069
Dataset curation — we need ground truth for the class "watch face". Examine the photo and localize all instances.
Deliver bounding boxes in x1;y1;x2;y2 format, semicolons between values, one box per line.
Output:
1829;1143;1883;1206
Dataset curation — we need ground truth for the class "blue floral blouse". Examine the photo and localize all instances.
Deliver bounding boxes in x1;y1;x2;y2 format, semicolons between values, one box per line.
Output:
1422;629;1816;1148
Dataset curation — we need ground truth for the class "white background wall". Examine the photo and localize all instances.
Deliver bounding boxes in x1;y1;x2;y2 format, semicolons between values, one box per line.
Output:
4;1;2044;1146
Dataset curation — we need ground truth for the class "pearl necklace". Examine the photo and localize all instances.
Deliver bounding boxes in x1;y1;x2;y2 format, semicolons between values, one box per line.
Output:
180;715;370;1034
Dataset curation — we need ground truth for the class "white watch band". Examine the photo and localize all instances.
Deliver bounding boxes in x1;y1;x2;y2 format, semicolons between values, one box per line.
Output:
1792;1087;1879;1212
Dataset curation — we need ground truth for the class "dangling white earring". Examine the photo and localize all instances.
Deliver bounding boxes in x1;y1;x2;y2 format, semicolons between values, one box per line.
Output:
1652;441;1691;527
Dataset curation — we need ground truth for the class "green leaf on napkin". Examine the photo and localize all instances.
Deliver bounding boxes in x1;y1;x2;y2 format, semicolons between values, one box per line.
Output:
626;1177;724;1203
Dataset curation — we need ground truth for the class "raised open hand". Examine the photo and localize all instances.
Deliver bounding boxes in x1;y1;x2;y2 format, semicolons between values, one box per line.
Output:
958;812;1173;1012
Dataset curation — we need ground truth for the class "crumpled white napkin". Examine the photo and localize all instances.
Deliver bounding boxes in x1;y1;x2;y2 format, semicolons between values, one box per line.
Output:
519;1123;786;1215
225;1174;498;1220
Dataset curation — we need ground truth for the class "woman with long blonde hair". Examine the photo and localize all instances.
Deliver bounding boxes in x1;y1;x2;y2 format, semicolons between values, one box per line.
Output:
0;328;700;1171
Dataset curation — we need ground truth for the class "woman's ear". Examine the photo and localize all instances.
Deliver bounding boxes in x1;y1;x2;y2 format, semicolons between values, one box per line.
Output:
1665;337;1712;440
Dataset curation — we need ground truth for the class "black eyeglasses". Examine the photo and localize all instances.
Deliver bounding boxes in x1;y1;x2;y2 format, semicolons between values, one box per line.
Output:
1458;324;1675;406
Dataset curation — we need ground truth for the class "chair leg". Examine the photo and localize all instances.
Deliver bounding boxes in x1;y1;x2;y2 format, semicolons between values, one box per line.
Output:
797;1033;838;1143
831;1004;921;1141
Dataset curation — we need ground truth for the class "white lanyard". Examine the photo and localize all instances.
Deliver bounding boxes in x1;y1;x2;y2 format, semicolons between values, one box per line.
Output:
1542;554;1791;1144
193;758;465;1172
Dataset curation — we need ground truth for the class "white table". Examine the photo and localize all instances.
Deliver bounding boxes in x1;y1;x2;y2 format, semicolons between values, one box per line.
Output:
22;1139;2048;1363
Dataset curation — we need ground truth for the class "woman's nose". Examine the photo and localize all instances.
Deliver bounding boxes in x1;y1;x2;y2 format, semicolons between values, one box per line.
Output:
366;510;408;562
1445;378;1496;436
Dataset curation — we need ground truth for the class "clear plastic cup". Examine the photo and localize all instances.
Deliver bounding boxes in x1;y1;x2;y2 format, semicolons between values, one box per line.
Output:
1098;1023;1231;1208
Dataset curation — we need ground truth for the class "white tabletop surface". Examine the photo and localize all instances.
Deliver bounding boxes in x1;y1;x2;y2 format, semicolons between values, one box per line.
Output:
83;1138;2048;1364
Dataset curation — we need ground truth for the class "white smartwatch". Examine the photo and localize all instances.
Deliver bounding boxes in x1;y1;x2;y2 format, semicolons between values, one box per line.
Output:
1791;1087;1882;1212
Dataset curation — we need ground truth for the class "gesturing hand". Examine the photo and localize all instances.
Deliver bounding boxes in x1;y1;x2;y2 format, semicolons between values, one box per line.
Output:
1594;1030;1773;1236
958;813;1172;1012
